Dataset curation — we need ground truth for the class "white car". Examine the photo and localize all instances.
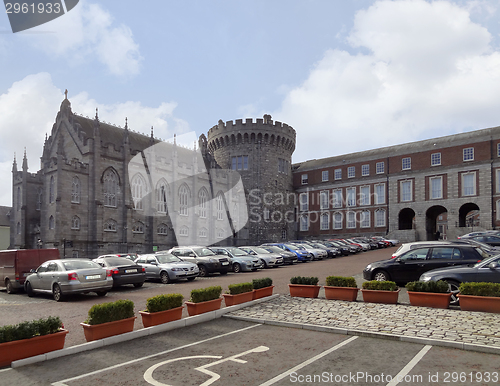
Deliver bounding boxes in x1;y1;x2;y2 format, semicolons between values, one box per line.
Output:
289;243;327;260
239;246;284;268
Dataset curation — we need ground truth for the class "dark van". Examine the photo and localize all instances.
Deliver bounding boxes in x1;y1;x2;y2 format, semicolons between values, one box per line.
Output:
0;249;60;293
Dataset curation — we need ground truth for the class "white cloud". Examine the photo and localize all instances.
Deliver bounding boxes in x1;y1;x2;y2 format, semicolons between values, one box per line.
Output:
25;2;142;77
0;72;188;206
274;0;500;162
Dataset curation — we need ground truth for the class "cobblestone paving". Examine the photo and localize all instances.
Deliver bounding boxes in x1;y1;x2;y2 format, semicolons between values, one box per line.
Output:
226;295;500;348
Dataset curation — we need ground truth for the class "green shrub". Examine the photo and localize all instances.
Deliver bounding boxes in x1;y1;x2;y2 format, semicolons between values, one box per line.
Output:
190;286;222;303
0;316;63;344
459;282;500;297
252;277;273;290
406;280;449;293
325;276;357;288
290;276;319;285
228;282;253;295
145;293;183;313
362;280;398;291
85;299;135;325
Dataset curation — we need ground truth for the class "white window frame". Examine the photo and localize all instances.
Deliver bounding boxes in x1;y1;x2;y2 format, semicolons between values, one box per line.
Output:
157;180;168;213
71;177;80;203
462;172;476;196
361;164;369;176
198;188;208;218
158;224;168;235
402;157;411;170
332;189;342;208
430;176;443;199
216;193;224;220
360;186;370;206
333;212;343;229
299;193;309;211
401;180;412;202
463;147;474;162
300;214;309;231
334;169;342;180
179;226;189;237
376;162;385;174
361;210;370;228
131;174;147;210
71;215;80;230
301;174;308;185
320;190;329;210
375;209;386;227
322;170;329;182
346;187;356;207
320;213;329;230
375;183;385;205
179;184;190;216
347;166;355;178
347;211;356;229
431;153;441;166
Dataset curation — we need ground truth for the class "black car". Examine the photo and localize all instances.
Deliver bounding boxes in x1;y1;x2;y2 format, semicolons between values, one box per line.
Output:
92;256;146;288
362;244;487;284
420;254;500;305
260;245;298;265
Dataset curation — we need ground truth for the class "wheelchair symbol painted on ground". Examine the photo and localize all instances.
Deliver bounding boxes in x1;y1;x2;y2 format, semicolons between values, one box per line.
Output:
143;345;269;386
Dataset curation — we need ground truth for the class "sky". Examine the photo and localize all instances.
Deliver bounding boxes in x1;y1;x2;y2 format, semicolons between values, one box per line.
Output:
2;0;500;207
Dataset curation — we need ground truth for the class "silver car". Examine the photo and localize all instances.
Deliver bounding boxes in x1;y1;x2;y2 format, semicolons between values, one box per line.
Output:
135;253;199;284
239;246;284;268
24;259;113;301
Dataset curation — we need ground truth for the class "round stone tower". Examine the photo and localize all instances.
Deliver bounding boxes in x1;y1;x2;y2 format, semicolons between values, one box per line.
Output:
207;115;296;244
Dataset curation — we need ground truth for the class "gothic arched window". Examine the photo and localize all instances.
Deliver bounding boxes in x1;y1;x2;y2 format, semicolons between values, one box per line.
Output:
49;176;55;203
103;169;118;207
71;177;80;203
71;216;80;230
156;179;168;213
131;174;147;210
179;184;190;216
198;188;208;218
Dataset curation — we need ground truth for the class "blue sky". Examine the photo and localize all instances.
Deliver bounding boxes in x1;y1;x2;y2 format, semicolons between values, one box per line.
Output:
2;0;500;206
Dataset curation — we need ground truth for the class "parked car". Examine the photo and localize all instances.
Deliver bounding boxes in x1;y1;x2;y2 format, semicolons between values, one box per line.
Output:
238;246;284;268
169;246;231;277
288;243;327;260
264;243;313;262
461;234;500;247
332;239;362;253
135;253;199;283
420;254;500;305
260;245;298;265
452;239;500;257
209;247;262;273
322;240;351;256
362;243;487;284
92;256;146;288
345;238;370;251
24;258;113;301
391;241;451;259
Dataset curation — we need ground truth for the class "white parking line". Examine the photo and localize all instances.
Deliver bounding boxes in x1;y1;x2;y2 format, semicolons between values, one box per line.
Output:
51;323;261;386
259;336;359;386
386;345;432;386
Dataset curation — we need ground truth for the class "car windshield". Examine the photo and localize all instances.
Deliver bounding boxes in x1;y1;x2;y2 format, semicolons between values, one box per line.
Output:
62;260;99;270
156;254;183;264
193;248;216;256
263;246;281;253
250;247;271;254
226;247;248;256
284;243;300;251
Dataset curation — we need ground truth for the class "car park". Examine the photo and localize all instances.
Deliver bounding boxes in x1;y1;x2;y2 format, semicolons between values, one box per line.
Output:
332;239;362;253
260;245;298;265
264;243;313;262
420;254;500;305
346;238;370;251
288;243;327;260
209;247;262;273
135;253;199;283
92;256;146;288
362;243;487;284
461;234;500;246
238;246;284;268
169;246;232;277
308;242;340;258
391;241;450;259
323;240;351;255
453;238;500;257
24;258;113;301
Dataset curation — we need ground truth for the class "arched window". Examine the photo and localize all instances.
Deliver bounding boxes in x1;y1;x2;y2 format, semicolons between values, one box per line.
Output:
199;227;208;238
71;177;80;203
131;174;147;210
132;221;144;233
216;192;224;221
49;215;55;229
156;179;168;213
71;216;80;230
198;188;208;218
49;176;55;203
157;223;168;235
16;187;21;211
36;188;42;210
104;219;117;232
179;226;189;237
179;184;190;216
103;169;118;207
320;213;329;230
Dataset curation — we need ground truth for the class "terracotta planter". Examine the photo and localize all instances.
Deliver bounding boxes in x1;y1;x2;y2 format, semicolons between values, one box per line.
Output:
223;291;254;306
458;294;500;313
185;298;223;316
253;285;275;300
139;306;183;328
288;284;321;298
324;286;359;301
361;289;400;304
80;317;136;342
408;291;452;309
0;329;68;367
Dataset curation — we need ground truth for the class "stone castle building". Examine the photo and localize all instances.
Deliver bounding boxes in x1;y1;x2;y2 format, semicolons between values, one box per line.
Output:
10;94;500;256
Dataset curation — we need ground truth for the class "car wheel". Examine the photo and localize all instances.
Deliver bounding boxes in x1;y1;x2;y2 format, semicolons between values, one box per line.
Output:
233;263;241;273
261;259;268;269
160;271;171;284
5;279;14;294
198;265;208;277
446;280;461;305
133;282;144;288
187;277;196;281
52;284;63;302
25;281;34;297
96;291;107;297
373;270;390;281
